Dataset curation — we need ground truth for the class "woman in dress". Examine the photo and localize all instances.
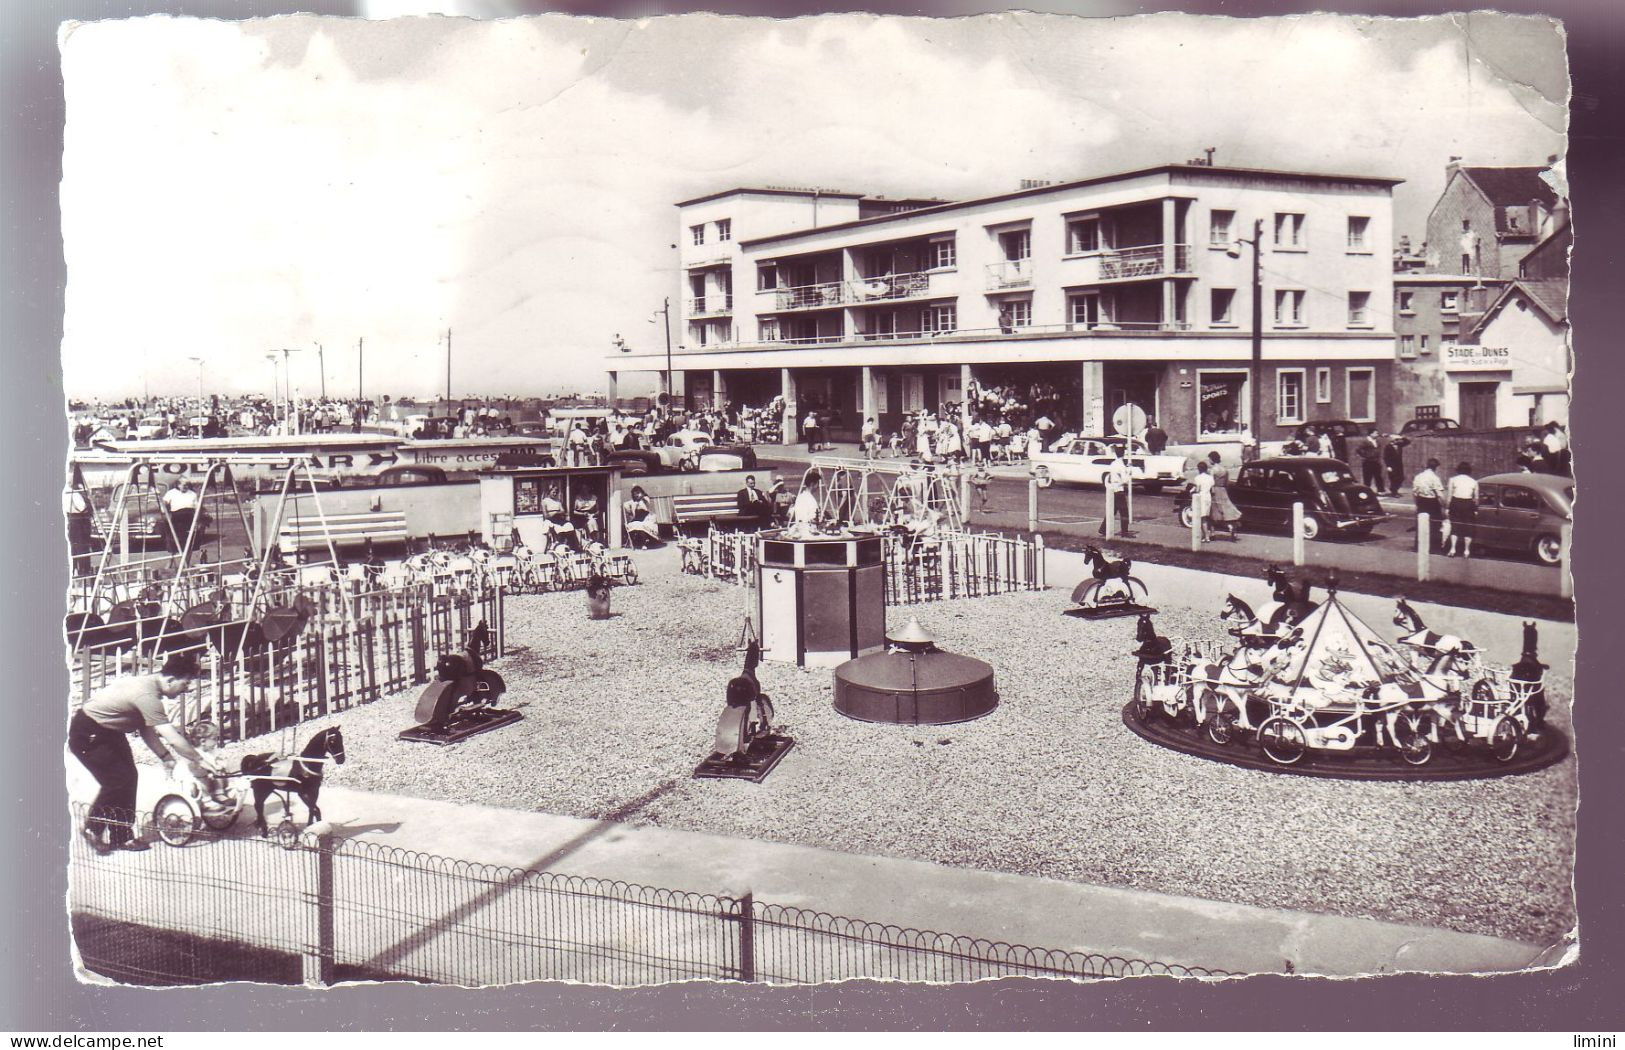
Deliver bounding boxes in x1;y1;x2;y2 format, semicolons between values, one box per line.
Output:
1444;462;1479;558
570;488;602;542
541;484;580;550
622;486;663;549
1190;460;1215;543
1205;451;1242;540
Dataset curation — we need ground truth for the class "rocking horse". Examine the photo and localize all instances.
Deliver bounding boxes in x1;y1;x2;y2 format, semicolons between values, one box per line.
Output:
398;620;523;745
694;638;795;782
1068;545;1155;620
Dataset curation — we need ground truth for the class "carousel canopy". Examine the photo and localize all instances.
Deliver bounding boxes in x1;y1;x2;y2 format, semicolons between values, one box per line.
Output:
1275;596;1414;693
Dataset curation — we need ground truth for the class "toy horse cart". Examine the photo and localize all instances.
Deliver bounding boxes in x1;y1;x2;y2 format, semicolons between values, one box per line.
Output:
151;725;347;848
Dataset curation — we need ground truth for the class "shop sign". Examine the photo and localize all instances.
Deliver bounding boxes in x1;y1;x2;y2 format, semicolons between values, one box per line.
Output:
1444;345;1513;372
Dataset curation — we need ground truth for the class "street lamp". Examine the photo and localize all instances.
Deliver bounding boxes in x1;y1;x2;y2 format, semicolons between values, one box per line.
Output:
1226;218;1265;461
647;298;674;410
187;356;205;401
277;347;305;431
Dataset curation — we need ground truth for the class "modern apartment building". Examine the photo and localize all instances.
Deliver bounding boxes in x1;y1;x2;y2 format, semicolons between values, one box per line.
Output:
610;164;1402;445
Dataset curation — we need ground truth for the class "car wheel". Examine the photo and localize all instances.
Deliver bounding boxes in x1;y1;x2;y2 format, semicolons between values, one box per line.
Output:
1178;506;1195;529
1297;514;1322;541
1533;534;1563;566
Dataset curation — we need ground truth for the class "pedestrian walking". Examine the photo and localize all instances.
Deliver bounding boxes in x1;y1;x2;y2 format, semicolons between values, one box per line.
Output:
1356;428;1384;490
1098;451;1133;537
1382;434;1407;496
1205;451;1241;540
1444;462;1479;558
1143;418;1168;455
971;464;992;512
1190;461;1215;543
1412;458;1446;552
861;417;879;460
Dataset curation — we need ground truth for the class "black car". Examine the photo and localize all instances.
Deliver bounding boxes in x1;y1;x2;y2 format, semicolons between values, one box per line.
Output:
1178;457;1387;540
1400;417;1462;436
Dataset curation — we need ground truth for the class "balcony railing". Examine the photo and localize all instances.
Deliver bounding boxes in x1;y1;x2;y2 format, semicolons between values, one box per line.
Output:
985;259;1033;290
847;271;934;303
1088;243;1193;282
757;281;845;311
761;332;846;346
686;295;734;318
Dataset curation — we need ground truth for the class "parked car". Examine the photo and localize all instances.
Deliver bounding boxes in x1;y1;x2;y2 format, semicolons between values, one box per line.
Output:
1260;419;1368;459
605;450;665;477
126;416;170;440
1028;435;1188;489
697;444;758;472
1177;457;1387;540
371;465;450;486
1471;472;1573;566
1400;417;1462;435
654;429;714;470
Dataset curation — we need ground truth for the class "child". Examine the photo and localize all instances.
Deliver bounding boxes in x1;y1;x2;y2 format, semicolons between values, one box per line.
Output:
971;465;992;512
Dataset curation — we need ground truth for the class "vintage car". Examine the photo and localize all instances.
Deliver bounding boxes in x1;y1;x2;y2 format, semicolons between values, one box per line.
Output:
125;416;171;441
653;429;715;470
696;444;759;472
1400;417;1462;436
1472;472;1573;566
1178;457;1387;540
1028;435;1188;489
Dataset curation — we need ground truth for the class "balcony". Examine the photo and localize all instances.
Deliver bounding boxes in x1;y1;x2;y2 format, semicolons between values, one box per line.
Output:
761;332;846;346
847;270;938;304
985;259;1032;290
756;281;845;312
686;294;734;318
1076;244;1193;283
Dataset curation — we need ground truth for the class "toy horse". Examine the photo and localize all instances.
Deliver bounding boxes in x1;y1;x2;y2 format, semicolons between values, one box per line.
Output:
413;620;507;731
1265;566;1317;625
241;725;346;838
1071;545;1149;610
710;643;777;763
1393;598;1478;674
1131;612;1174;667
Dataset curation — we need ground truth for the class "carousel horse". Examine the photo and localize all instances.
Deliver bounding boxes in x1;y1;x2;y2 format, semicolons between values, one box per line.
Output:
1131;613;1175;667
1265;566;1317;624
1072;545;1148;606
241;725;346;838
412;620;507;731
1393;598;1479;674
1218;594;1294;639
1509;621;1550;731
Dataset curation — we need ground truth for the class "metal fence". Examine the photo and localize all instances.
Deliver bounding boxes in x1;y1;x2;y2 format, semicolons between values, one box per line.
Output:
680;529;1045;606
68;811;1228;986
70;582;506;745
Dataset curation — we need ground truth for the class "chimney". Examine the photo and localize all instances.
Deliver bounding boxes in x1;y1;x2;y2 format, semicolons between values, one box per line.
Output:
1446;156;1463;176
1398;234;1412;252
1547;154;1559;165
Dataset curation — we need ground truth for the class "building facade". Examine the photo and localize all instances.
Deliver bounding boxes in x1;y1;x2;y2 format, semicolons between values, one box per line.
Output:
611;165;1402;446
1451;279;1571;429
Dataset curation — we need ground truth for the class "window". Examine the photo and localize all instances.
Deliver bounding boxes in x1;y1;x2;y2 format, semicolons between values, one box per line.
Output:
901;374;925;413
1398;335;1417;359
1420;335;1431;355
1273;212;1305;248
1000;229;1031;261
1347;367;1375;421
759;319;780;342
1441;291;1459;312
690;224;706;246
1277;370;1305;425
1068;293;1101;328
1067;217;1101;254
1197;371;1249;437
756;262;778;291
1462;219;1471;232
873;376;890;415
928;303;957;333
1210;288;1236;325
998;299;1031;329
1315;367;1332;403
1210;210;1235;246
1501;487;1541;511
1274;289;1306;326
1461;254;1473;274
1347;291;1371;327
715;219;731;242
931;237;957;269
1398;291;1415;314
1347;216;1370;251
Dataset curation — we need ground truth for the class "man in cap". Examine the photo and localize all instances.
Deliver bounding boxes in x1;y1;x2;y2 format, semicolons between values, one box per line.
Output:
68;651;218;853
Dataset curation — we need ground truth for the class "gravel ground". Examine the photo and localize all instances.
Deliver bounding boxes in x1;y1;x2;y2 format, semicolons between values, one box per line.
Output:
206;558;1578;947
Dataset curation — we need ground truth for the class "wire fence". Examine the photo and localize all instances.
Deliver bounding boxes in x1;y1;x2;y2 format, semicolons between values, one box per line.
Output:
68;808;1229;987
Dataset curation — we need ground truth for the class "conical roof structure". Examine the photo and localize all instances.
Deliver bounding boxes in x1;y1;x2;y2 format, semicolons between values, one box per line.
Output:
1274;595;1414;694
887;617;937;649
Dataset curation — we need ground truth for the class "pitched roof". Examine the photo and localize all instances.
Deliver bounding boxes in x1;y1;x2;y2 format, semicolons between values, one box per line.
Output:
1458;166;1558;232
1468;278;1569;338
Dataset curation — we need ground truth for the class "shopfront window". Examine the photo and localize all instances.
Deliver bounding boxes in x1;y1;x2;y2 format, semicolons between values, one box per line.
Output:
1197;371;1249;438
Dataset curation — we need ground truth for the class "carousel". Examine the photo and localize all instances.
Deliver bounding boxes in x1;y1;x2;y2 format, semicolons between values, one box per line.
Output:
1123;577;1569;780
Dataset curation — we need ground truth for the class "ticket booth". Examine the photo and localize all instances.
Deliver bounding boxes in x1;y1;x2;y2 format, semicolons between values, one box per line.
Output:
478;466;622;550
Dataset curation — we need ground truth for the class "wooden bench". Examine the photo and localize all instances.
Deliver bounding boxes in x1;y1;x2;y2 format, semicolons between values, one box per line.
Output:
670;493;751;534
278;511;409;553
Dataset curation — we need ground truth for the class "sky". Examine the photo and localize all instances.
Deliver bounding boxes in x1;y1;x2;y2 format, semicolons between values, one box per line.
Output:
58;10;1568;400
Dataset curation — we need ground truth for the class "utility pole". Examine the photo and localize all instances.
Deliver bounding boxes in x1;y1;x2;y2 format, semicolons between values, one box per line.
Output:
317;342;326;400
445;328;453;411
188;356;204;401
357;337;364;400
278;347;305;432
1248;218;1263;461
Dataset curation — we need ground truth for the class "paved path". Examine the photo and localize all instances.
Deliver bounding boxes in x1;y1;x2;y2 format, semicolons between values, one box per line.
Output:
67;770;1552;980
